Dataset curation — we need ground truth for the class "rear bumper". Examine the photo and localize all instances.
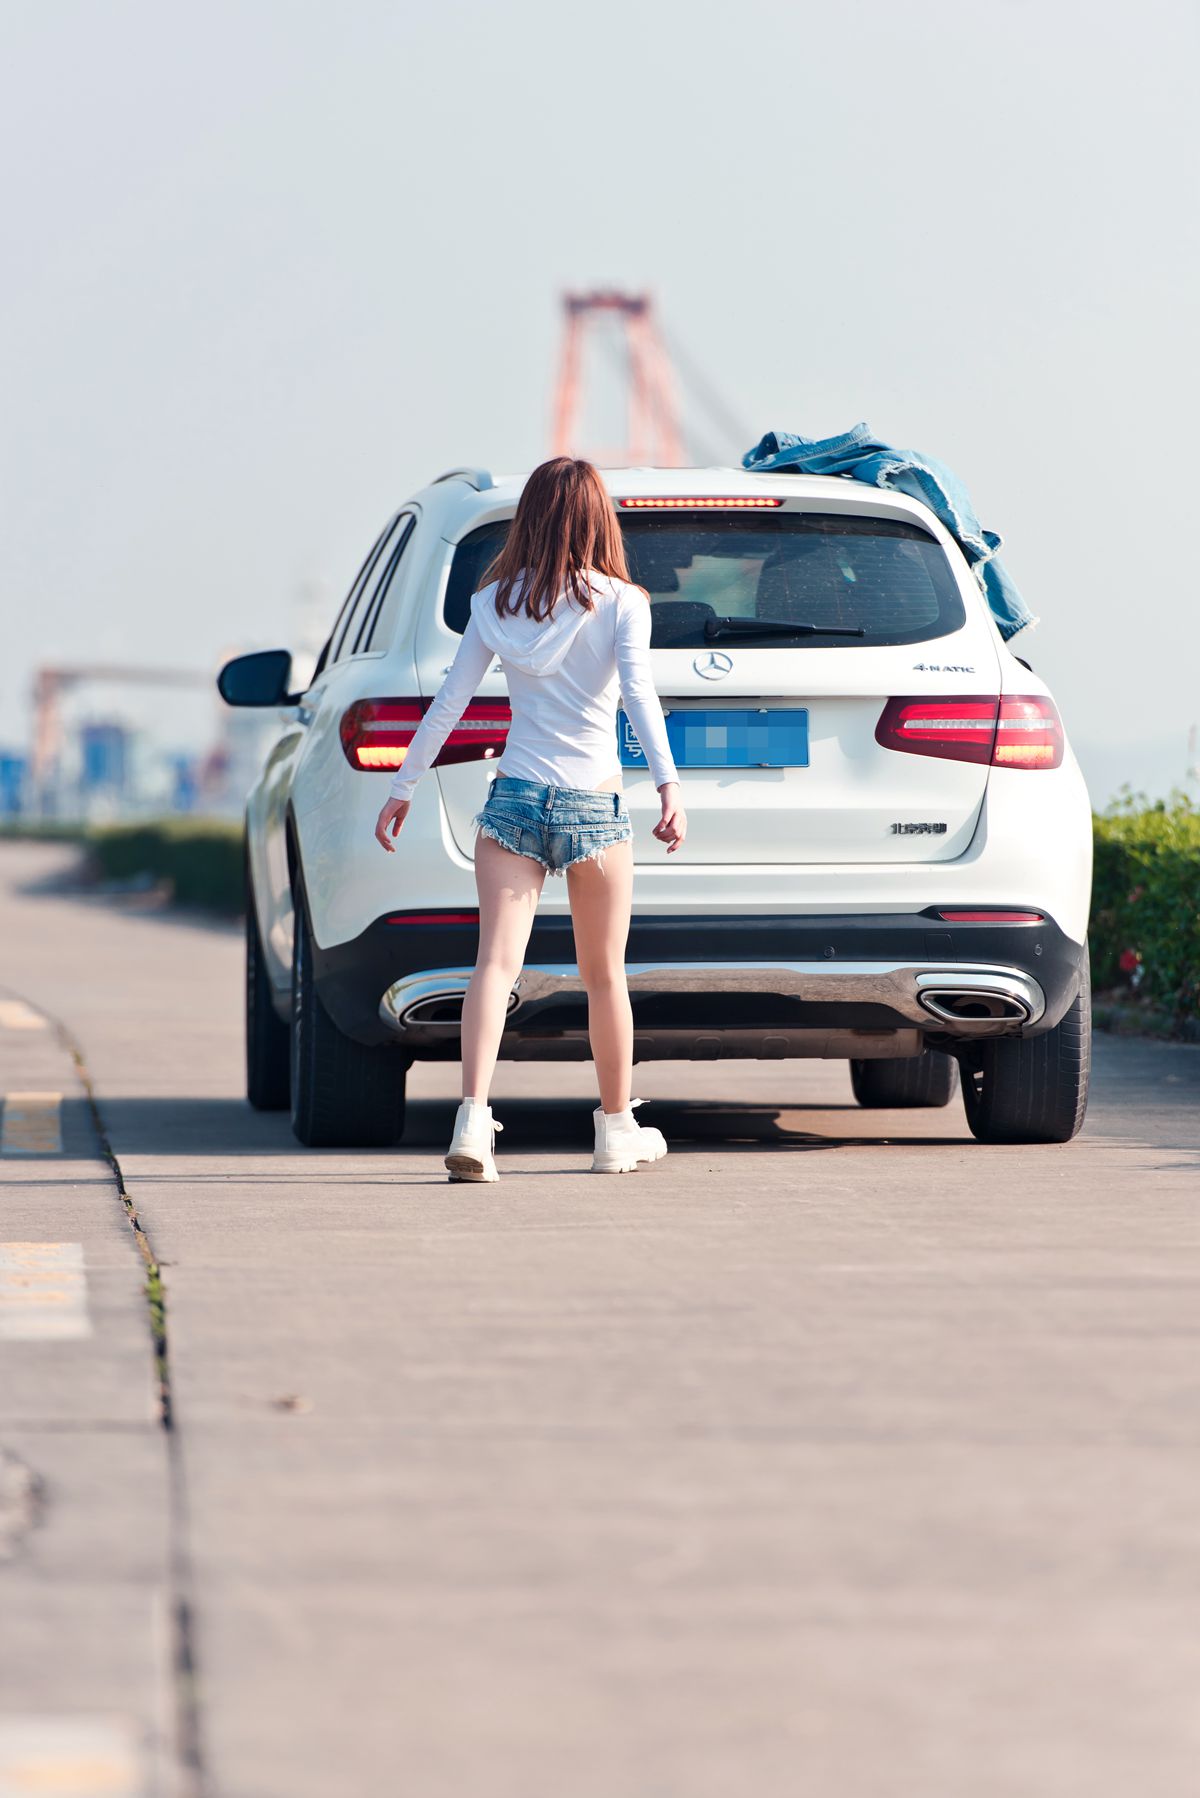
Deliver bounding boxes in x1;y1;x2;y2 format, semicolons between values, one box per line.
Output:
313;908;1086;1054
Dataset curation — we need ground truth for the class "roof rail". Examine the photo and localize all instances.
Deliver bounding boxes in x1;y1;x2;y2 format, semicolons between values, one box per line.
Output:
432;466;494;492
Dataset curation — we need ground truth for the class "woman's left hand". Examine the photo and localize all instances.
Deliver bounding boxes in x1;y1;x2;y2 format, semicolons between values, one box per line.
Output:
652;783;686;854
374;798;411;852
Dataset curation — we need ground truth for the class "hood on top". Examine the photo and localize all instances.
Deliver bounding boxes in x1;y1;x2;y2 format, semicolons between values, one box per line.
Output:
470;575;602;676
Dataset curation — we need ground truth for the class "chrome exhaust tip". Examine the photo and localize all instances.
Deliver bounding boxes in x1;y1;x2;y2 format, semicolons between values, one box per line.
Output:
380;972;519;1032
397;989;521;1028
918;989;1030;1025
914;969;1043;1031
398;994;466;1027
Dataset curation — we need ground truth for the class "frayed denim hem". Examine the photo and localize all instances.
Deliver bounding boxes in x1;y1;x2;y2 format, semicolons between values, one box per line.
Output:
472;815;631;877
472;815;554;872
553;837;623;878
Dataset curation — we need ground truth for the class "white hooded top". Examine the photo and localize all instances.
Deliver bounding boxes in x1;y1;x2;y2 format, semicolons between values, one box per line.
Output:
387;570;679;804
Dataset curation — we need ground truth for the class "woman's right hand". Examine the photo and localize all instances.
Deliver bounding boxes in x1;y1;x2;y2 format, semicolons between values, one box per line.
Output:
374;797;410;853
652;782;686;855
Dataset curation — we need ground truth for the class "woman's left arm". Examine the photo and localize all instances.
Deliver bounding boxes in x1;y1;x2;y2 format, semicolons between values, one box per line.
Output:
614;585;686;853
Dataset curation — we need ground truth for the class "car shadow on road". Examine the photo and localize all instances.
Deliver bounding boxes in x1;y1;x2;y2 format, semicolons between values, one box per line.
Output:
452;1100;972;1154
599;1101;973;1153
82;1095;974;1158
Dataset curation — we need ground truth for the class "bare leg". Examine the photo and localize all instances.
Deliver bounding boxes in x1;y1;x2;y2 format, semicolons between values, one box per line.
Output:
460;833;546;1102
566;839;635;1113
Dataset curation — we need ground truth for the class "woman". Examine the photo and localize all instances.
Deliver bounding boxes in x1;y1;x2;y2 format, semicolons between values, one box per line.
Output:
373;457;686;1180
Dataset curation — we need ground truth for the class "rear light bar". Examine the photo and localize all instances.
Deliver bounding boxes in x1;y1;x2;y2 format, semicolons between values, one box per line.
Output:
618;496;784;509
340;698;511;771
935;909;1045;924
874;695;1064;769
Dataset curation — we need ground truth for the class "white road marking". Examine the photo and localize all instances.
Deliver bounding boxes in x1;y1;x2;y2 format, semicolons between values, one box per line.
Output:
0;1092;63;1155
0;1243;91;1341
0;1715;144;1796
0;1000;46;1031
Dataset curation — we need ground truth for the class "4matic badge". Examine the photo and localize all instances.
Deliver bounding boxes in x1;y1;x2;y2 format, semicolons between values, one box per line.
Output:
913;663;975;673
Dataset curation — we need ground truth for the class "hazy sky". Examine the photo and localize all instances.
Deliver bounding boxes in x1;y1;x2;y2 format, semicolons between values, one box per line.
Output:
2;0;1197;804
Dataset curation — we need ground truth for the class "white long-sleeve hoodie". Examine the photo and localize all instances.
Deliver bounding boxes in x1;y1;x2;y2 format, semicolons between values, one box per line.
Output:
387;571;679;804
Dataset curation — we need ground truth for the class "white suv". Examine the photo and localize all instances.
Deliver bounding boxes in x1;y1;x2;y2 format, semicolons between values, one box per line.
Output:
220;464;1093;1149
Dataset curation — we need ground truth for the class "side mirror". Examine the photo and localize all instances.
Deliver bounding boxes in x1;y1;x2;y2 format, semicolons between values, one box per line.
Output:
217;650;294;707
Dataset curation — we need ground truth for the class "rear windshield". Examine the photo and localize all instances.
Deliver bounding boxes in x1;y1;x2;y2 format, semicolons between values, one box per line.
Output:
444;512;966;648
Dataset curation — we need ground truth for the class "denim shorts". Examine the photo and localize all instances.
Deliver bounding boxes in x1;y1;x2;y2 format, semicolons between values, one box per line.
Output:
472;775;633;876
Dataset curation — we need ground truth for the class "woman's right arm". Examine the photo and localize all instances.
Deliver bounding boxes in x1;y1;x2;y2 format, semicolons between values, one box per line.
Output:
374;614;495;851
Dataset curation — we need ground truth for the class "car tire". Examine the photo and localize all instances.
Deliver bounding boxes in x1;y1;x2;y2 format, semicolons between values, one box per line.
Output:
290;888;409;1148
245;865;290;1112
960;953;1091;1145
850;1050;958;1109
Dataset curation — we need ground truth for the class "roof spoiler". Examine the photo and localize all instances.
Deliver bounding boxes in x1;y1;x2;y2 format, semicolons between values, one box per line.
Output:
432;467;494;492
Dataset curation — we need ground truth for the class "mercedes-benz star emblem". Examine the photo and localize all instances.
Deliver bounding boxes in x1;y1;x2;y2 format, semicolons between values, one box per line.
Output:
693;650;733;680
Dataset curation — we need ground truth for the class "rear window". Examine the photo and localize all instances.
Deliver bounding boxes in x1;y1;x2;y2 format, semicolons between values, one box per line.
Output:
444;512;966;648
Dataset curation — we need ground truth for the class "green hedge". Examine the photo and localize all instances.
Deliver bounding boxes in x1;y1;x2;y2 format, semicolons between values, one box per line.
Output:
1091;792;1200;1024
87;819;244;916
0;820;88;841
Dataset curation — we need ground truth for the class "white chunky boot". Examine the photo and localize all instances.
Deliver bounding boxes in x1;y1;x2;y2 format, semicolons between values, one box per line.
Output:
591;1098;668;1175
445;1098;503;1182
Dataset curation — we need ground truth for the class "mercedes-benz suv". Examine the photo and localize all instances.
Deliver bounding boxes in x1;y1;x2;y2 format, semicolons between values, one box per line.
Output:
219;464;1093;1149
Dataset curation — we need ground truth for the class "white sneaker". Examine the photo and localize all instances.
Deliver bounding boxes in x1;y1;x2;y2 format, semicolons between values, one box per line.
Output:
445;1098;503;1182
591;1098;668;1174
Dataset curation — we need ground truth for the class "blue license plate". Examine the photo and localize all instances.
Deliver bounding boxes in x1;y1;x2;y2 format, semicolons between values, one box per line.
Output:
617;708;809;769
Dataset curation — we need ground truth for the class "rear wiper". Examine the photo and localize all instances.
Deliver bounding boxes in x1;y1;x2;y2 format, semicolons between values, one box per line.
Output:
703;615;866;641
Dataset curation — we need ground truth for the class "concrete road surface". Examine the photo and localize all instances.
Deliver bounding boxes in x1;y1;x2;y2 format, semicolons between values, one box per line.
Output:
1;840;1198;1798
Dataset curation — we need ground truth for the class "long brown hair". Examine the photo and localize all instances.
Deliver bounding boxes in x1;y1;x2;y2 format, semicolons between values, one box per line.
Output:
481;456;632;621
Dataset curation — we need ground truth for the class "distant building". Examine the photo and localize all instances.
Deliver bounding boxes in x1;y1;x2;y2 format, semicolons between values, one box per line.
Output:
168;755;199;814
80;721;130;799
0;751;27;817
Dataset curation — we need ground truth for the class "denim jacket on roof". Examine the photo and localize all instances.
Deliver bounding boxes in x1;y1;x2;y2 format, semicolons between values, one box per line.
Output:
742;423;1037;642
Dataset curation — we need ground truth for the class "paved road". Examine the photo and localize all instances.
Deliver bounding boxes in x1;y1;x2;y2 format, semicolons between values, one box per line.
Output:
2;841;1198;1798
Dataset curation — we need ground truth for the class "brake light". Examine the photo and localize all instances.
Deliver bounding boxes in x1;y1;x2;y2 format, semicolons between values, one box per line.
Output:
618;496;784;509
339;698;511;770
935;910;1045;924
875;695;1064;769
386;910;480;926
875;696;998;764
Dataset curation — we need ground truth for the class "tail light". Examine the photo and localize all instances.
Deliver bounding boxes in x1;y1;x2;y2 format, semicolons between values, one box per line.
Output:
875;695;1064;769
991;696;1065;769
386;910;480;926
339;698;511;771
874;697;998;765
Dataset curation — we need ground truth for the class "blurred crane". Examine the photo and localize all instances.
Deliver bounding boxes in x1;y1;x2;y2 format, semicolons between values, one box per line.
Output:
550;289;752;469
552;291;684;467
